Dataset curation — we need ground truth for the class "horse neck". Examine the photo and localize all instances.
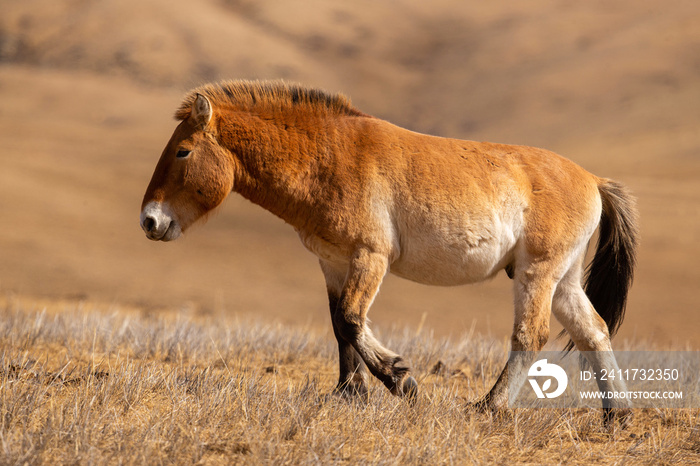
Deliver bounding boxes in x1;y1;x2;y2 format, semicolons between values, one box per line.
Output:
219;109;349;228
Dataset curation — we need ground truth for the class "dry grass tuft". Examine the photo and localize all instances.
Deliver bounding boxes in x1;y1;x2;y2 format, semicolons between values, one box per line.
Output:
1;299;698;464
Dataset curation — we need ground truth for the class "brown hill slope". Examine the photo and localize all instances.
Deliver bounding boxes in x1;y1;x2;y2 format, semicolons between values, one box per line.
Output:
1;0;699;345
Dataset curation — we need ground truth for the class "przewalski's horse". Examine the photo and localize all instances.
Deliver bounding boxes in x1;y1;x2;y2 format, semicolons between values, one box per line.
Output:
141;80;639;422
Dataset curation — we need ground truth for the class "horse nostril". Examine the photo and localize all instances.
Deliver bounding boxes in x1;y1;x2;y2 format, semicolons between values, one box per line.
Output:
143;216;156;232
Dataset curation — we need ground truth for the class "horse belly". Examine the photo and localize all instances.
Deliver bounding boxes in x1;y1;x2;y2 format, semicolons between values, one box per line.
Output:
389;218;518;286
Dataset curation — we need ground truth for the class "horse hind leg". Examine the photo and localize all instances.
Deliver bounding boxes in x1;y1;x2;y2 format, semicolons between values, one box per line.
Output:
552;262;632;426
476;266;557;411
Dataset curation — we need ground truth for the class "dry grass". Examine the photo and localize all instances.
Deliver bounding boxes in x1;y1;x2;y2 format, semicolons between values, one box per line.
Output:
1;298;698;465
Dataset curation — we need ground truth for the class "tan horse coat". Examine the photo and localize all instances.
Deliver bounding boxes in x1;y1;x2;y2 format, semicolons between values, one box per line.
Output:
141;81;638;423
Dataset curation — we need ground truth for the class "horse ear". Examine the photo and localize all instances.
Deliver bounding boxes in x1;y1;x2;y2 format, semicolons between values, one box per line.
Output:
191;93;212;129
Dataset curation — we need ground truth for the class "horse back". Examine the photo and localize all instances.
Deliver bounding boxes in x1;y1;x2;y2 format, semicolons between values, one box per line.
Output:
303;118;601;284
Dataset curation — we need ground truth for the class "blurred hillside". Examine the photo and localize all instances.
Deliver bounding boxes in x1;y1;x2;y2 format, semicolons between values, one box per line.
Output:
1;0;699;345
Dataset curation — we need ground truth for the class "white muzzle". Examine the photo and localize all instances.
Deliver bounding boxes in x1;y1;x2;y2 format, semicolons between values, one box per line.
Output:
140;201;182;241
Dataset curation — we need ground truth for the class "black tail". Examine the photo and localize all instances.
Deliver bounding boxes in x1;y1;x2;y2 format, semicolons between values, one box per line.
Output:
564;179;639;351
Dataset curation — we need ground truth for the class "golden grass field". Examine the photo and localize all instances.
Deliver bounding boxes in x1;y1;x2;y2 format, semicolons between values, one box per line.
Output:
1;0;700;463
2;296;699;464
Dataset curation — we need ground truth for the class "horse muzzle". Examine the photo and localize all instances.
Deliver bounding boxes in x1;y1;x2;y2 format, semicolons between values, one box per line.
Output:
140;201;182;241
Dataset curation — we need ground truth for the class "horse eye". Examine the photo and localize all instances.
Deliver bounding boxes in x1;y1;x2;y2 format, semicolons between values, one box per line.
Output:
176;149;191;158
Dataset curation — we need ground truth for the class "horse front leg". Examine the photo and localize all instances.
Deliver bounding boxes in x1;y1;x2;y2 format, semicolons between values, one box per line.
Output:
327;249;417;398
320;260;369;398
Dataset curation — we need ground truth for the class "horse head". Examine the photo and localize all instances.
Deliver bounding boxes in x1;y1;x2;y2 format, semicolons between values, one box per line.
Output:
140;94;234;241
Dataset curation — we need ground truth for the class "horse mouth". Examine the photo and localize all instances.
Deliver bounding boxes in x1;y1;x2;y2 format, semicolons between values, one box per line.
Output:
146;220;181;242
141;202;182;241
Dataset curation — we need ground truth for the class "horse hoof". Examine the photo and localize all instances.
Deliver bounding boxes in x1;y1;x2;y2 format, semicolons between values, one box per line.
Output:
402;376;418;399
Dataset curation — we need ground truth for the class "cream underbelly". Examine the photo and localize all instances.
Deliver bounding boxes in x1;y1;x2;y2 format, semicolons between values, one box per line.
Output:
297;223;518;288
384;205;522;286
297;206;521;286
388;235;515;286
